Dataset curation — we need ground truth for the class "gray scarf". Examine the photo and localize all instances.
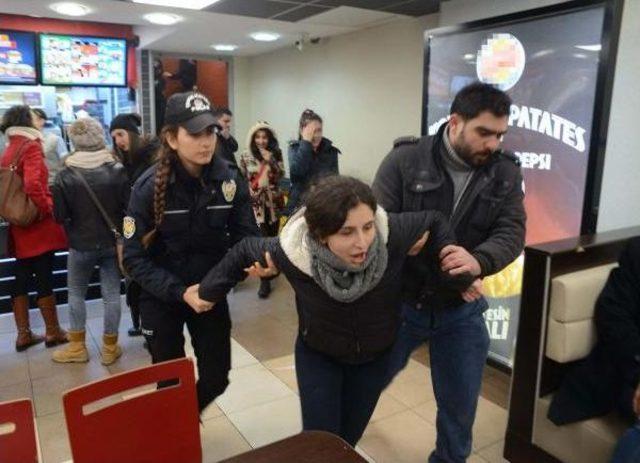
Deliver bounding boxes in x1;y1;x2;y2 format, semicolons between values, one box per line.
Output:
307;231;388;303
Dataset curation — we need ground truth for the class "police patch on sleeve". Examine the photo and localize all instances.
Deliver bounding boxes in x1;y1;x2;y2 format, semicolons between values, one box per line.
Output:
222;179;237;203
123;216;136;239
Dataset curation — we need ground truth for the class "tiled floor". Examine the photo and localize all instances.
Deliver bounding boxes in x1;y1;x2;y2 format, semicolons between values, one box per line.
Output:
0;277;509;463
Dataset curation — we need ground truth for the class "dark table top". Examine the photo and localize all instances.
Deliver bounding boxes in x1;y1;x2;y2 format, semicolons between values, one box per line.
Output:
219;431;368;463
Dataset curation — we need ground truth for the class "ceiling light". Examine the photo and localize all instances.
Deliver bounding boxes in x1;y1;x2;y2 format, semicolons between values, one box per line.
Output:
50;2;91;16
132;0;220;9
212;44;238;52
143;12;183;25
250;32;280;42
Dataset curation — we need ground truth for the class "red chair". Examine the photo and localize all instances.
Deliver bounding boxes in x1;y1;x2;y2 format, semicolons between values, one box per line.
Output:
63;357;201;463
0;398;38;463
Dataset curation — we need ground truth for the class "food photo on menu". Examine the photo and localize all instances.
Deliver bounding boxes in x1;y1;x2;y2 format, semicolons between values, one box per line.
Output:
0;30;37;84
40;34;126;86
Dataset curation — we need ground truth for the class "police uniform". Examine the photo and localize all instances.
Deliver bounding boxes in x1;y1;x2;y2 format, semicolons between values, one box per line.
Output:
122;92;259;412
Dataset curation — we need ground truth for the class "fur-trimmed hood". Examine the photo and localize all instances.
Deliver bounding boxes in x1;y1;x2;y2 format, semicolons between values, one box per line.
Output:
5;126;44;142
245;121;278;154
279;206;390;277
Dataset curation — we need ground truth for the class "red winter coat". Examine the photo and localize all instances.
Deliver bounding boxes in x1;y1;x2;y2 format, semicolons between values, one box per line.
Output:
1;128;67;259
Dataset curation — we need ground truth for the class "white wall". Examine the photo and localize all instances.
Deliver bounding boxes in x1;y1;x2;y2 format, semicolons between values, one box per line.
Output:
594;0;640;232
233;0;640;230
233;15;438;182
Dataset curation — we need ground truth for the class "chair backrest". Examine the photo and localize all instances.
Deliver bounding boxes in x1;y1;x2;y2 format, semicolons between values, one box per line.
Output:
0;398;38;463
63;357;201;463
545;263;617;363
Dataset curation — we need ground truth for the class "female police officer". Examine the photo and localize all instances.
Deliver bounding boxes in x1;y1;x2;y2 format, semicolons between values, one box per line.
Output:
122;91;258;412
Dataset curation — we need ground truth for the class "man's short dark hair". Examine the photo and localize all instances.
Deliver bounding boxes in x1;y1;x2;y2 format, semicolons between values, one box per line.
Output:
213;107;232;118
450;82;512;120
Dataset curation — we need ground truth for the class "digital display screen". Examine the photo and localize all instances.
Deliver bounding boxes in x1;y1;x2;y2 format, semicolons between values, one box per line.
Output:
0;30;37;85
40;34;127;87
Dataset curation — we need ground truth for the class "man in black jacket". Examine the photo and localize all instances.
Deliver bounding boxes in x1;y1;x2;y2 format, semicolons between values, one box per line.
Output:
372;82;526;463
549;238;640;463
213;108;239;167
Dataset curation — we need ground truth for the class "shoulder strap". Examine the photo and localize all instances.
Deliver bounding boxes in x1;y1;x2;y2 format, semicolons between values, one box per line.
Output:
7;140;32;169
69;167;121;240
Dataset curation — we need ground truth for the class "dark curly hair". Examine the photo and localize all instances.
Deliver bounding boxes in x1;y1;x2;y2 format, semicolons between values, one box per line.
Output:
304;175;376;241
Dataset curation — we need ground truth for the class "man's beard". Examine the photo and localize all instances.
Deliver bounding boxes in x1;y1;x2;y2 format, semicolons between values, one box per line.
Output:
452;133;492;167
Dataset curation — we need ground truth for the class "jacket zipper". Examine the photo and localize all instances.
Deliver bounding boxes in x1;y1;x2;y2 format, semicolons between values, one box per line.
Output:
350;303;361;356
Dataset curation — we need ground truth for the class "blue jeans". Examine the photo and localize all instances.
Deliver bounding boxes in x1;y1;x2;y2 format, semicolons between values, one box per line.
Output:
67;248;122;335
611;421;640;463
386;298;490;463
295;336;390;446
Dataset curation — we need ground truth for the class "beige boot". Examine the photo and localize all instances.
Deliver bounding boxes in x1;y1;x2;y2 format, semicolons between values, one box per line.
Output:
101;334;122;366
52;330;89;363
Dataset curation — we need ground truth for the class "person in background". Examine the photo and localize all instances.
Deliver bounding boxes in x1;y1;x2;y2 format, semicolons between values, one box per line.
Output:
122;91;259;413
213;108;239;167
163;59;197;92
547;238;640;463
239;121;285;298
51;117;129;365
154;59;166;134
285;109;340;215
110;113;159;186
32;108;68;186
372;82;525;463
0;105;68;351
110;112;160;337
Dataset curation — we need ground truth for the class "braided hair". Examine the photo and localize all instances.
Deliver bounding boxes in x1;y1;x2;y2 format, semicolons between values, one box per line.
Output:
141;125;178;248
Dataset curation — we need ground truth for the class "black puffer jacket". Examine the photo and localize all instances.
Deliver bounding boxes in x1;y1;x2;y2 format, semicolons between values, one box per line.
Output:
286;137;340;214
53;161;129;251
200;207;466;363
372;123;526;308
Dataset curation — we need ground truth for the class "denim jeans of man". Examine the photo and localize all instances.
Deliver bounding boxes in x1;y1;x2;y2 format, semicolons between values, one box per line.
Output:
386;298;490;463
67;247;122;334
611;421;640;463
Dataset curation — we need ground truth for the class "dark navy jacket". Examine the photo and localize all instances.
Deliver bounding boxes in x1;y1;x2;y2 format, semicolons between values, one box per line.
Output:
123;154;259;305
286;137;340;214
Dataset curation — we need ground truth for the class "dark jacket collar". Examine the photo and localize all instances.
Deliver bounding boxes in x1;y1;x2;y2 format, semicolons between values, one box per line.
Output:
169;152;232;187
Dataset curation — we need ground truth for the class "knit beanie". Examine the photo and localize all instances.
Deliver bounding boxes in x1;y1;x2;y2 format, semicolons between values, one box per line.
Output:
109;113;142;134
68;117;106;151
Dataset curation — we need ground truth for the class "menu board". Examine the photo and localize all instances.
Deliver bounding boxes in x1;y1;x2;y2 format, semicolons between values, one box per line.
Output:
0;30;37;85
40;34;127;87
